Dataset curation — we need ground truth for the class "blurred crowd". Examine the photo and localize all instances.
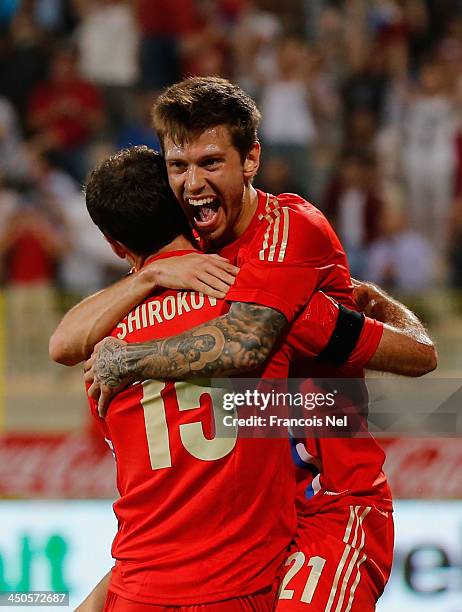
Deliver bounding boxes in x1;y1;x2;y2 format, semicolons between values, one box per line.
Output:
0;0;462;372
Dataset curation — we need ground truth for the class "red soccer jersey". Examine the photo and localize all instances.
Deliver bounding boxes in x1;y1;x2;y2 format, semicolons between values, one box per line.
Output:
88;251;298;606
219;190;393;514
88;235;390;603
221;190;357;322
287;304;393;514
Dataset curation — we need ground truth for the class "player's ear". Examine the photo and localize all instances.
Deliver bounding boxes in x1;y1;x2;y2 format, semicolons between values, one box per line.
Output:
243;141;260;183
105;235;127;260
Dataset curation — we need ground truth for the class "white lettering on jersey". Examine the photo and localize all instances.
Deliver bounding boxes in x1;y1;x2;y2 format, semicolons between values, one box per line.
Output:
191;292;205;309
162;295;176;320
127;306;141;333
116;292;220;340
148;299;162;325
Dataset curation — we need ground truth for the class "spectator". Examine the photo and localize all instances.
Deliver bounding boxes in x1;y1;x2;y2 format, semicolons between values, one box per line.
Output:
365;206;436;294
303;46;343;201
342;44;390;123
0;180;19;282
0;191;68;373
76;0;140;137
401;0;431;73
0;95;30;183
256;155;299;196
402;59;458;251
324;150;384;278
26;148;126;297
315;3;350;76
59;190;129;297
231;0;281;96
27;46;104;182
27;147;78;206
116;91;160;152
181;0;230;78
343;107;379;156
136;0;198;92
0;2;50;124
260;36;317;198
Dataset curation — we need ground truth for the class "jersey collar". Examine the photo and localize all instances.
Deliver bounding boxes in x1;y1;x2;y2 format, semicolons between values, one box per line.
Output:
142;249;199;269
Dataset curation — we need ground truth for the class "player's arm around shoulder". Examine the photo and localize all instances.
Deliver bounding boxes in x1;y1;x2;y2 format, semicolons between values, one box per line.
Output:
49;266;158;367
49;253;238;366
92;301;288;384
355;280;437;376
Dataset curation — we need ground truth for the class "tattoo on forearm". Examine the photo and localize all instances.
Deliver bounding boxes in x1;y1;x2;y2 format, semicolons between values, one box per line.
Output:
94;339;131;388
95;303;287;388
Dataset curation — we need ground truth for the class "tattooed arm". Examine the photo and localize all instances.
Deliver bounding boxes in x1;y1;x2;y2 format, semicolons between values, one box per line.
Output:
86;302;287;415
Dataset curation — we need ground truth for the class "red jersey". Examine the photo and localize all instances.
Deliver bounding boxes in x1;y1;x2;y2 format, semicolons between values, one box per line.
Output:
288;309;393;514
219;190;393;514
88;251;297;606
221;190;357;321
87;246;384;605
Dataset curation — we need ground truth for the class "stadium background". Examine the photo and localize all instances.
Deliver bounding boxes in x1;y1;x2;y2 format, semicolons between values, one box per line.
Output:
0;0;461;609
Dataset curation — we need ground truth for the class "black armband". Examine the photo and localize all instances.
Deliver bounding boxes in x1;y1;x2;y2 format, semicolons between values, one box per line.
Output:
316;304;365;366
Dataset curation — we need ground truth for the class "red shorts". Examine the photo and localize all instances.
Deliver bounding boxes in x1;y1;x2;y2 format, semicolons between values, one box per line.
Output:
276;504;394;611
104;587;277;611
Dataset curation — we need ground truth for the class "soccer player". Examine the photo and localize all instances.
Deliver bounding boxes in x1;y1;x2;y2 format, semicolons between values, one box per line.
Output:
79;77;433;413
80;147;297;610
50;77;436;609
277;319;397;611
51;77;434;383
77;146;402;611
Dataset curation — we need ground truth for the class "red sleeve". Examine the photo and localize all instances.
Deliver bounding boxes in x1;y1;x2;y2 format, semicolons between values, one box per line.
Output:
284;293;383;367
346;316;384;370
285;292;340;360
226;197;350;323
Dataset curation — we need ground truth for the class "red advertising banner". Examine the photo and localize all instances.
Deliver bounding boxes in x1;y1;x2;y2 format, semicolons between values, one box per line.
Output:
0;433;460;499
0;432;116;498
382;437;462;499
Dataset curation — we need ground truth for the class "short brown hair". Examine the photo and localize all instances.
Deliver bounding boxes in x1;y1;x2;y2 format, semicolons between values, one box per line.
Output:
152;77;261;160
85;146;192;256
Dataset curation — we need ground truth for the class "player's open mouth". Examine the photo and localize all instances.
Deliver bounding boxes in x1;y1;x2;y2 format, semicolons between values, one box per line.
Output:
188;197;222;229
